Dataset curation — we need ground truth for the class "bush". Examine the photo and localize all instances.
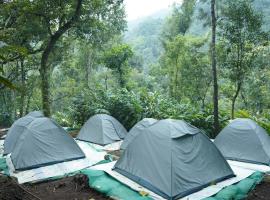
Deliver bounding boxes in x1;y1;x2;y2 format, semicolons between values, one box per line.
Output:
0;112;12;127
105;90;143;130
69;89;231;137
69;89;109;127
53;112;73;127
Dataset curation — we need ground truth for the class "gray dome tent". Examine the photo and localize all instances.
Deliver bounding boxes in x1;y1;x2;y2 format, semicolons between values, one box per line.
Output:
77;114;127;145
214;118;270;165
4;111;44;155
120;118;158;150
114;119;234;199
25;111;44;118
10;117;85;170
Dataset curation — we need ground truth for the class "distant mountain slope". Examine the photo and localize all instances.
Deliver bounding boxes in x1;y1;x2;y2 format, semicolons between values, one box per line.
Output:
125;0;270;71
124;9;170;71
189;0;270;35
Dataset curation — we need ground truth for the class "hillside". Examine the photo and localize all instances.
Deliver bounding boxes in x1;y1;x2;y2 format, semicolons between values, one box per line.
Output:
125;0;270;70
124;9;169;71
189;0;270;35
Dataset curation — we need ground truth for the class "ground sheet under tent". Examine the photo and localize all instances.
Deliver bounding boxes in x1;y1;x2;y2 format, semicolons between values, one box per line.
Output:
1;140;106;183
79;140;123;151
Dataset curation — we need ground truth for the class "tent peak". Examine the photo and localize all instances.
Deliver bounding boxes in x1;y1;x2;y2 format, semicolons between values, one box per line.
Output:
155;119;201;138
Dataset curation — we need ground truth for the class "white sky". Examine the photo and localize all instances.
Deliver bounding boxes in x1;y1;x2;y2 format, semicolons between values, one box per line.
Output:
125;0;182;21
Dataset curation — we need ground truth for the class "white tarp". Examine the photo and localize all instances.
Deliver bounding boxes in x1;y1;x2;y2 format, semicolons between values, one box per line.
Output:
90;160;263;200
0;140;4;155
228;160;270;173
181;165;255;200
6;140;106;184
83;140;123;151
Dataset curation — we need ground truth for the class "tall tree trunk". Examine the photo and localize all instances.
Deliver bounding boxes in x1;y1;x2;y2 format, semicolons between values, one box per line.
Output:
85;64;89;88
211;0;220;138
105;74;108;91
40;50;51;117
231;81;242;119
19;59;25;117
118;68;125;88
174;66;180;100
39;0;83;117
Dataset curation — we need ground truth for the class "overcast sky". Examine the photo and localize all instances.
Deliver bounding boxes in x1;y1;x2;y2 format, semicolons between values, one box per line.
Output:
124;0;182;21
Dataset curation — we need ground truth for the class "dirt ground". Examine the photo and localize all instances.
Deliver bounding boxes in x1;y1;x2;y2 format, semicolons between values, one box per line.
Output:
0;174;111;200
69;130;79;138
246;175;270;200
1;165;270;200
107;150;122;158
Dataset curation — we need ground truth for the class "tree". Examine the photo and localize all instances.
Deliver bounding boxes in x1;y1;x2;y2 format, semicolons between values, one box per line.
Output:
218;0;268;119
162;0;196;41
211;0;220;137
0;0;126;116
160;35;211;105
103;44;133;88
0;42;27;90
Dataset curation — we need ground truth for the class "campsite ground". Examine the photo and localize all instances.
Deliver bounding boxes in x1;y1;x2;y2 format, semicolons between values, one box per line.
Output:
0;174;111;200
0;173;270;200
246;175;270;200
1;129;269;200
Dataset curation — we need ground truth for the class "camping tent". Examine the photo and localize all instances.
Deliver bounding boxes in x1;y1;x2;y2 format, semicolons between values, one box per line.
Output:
4;111;44;155
25;111;44;118
113;119;234;199
77;114;127;145
214;118;270;165
10;117;85;170
120;118;158;150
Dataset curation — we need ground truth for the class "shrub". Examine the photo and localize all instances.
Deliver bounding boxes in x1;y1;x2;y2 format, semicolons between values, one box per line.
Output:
69;89;232;137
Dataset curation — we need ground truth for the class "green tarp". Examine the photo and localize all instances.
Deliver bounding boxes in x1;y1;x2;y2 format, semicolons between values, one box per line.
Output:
81;169;263;200
0;157;9;175
203;171;264;200
81;169;153;200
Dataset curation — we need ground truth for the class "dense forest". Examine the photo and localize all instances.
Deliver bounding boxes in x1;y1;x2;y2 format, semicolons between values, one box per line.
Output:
0;0;270;137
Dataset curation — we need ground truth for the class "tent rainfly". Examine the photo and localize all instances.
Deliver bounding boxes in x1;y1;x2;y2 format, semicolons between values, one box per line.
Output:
25;110;44;118
113;119;234;199
120;118;158;150
214;118;270;165
4;111;44;155
9;117;85;170
77;114;127;145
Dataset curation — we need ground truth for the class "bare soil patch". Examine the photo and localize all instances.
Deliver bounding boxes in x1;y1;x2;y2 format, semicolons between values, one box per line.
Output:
0;174;111;200
246;175;270;200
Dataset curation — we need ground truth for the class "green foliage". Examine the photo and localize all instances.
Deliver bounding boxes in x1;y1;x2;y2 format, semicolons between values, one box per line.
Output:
0;75;17;90
125;17;164;72
0;0;270;140
1;0;126;48
218;0;268;118
189;0;270;35
103;44;133;88
69;89;230;136
162;0;196;40
0;112;12;127
159;34;211;105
